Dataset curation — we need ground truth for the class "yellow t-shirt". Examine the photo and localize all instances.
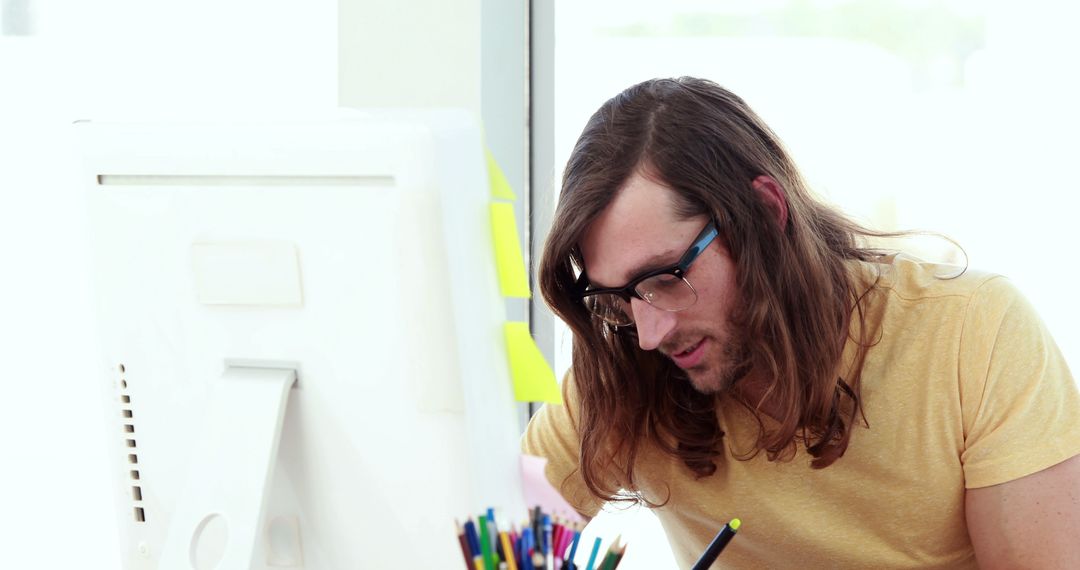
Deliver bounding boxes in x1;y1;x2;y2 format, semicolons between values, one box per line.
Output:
522;255;1080;569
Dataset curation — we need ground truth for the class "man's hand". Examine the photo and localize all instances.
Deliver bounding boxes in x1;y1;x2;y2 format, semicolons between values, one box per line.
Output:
966;454;1080;569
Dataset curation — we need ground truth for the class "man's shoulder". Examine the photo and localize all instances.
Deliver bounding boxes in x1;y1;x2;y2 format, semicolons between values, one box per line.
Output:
864;253;1009;306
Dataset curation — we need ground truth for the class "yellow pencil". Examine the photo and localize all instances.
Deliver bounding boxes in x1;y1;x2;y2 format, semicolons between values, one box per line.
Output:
500;530;518;570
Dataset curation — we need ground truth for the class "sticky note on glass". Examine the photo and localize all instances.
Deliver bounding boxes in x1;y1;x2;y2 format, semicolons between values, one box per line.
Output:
490;202;531;298
520;454;585;523
486;148;516;200
504;322;561;404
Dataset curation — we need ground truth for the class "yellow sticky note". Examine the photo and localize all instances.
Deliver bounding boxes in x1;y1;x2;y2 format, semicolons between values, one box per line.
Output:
486;148;517;200
504;322;562;404
490;202;531;298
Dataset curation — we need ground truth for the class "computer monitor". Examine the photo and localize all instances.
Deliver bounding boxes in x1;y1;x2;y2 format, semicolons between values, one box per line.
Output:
77;111;525;569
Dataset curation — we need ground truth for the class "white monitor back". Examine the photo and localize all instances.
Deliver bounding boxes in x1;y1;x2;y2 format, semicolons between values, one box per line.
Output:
78;111;524;569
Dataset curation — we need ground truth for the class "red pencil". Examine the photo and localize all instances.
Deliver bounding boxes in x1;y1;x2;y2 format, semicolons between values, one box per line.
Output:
552;520;566;558
455;519;473;569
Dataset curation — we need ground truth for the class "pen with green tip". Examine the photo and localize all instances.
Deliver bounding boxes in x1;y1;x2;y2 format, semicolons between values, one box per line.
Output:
690;518;741;570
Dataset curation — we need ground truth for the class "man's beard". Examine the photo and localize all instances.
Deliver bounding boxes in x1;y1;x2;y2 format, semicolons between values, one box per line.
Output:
664;329;752;395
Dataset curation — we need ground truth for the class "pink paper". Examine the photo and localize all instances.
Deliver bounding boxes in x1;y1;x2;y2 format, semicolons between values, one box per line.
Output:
520;454;585;523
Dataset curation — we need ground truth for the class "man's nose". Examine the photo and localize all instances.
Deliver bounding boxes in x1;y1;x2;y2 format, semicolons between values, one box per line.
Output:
630;297;677;351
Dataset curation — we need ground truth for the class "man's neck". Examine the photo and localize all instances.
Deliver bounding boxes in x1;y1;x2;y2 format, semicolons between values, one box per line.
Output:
729;369;785;421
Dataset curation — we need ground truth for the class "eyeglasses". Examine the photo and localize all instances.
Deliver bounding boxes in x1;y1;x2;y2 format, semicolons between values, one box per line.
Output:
577;220;719;326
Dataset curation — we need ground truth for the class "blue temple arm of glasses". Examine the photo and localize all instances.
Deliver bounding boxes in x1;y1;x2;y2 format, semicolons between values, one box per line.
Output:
676;220;719;270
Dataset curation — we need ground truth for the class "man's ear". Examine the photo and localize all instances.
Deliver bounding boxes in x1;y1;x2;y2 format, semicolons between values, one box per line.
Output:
752;175;789;231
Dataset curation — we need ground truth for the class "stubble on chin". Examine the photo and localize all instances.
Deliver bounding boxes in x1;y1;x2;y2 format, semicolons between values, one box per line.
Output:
683;339;751;396
685;364;733;395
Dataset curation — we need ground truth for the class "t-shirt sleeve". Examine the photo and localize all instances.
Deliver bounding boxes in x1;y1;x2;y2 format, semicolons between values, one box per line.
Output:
520;372;607;519
958;276;1080;489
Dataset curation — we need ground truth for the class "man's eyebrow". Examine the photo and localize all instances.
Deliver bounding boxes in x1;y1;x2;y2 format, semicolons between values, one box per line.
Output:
591;249;680;289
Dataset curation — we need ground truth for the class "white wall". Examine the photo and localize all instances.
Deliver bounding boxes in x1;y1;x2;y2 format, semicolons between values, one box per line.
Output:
0;1;336;567
339;0;481;115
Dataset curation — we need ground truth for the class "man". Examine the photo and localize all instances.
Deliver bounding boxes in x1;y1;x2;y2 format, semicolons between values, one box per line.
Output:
522;77;1080;568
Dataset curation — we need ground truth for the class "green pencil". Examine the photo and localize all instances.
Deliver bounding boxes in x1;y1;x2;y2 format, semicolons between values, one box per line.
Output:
612;543;627;569
599;535;622;570
478;514;497;570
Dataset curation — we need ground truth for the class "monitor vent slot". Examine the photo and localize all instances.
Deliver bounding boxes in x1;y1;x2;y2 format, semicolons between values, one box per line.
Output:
117;363;145;523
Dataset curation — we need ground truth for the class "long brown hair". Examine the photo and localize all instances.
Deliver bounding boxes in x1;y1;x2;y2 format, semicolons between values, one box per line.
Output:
539;77;892;505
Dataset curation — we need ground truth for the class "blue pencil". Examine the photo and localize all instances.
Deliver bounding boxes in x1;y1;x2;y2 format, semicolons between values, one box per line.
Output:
521;527;535;569
543;515;554;570
584;537;602;570
464;519;483;569
565;529;582;570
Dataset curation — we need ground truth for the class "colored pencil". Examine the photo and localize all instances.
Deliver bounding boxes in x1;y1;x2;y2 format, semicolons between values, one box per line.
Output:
500;529;518;570
552;520;566;558
584;537;602;570
487;510;500;563
521;527;535;570
556;522;574;561
611;543;626;569
534;507;544;543
598;535;621;570
690;519;741;570
457;509;627;570
478;513;497;570
564;527;582;570
456;519;473;570
543;515;554;570
465;519;485;569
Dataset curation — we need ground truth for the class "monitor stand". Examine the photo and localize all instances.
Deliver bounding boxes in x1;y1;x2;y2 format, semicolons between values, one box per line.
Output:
160;364;297;570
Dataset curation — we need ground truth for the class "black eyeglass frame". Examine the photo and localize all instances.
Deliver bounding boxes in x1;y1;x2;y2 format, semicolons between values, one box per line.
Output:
576;220;720;307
